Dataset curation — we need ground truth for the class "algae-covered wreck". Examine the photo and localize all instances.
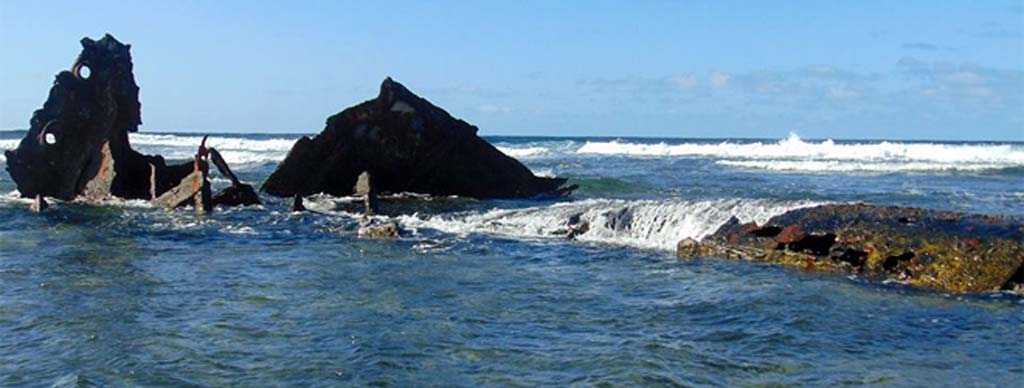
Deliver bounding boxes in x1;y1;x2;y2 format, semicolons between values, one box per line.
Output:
677;204;1024;294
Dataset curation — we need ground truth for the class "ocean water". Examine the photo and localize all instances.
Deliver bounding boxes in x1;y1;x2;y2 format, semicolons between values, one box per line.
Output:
1;131;1022;386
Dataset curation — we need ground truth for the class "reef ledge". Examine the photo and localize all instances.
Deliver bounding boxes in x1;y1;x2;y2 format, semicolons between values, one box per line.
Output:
677;203;1023;294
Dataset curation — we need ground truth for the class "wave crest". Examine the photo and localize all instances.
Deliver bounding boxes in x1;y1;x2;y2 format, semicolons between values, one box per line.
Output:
128;134;295;165
576;133;1024;172
496;145;550;158
0;139;20;163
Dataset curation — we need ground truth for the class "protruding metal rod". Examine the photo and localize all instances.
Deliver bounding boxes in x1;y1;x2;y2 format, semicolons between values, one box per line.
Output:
208;148;241;186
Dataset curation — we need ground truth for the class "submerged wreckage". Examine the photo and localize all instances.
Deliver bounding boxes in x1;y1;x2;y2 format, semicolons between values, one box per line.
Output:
677;204;1023;294
4;34;573;209
4;35;1021;295
3;34;259;211
262;77;576;199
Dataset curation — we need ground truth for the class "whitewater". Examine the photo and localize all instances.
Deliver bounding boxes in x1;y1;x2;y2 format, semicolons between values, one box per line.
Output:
8;132;1022;173
575;133;1024;173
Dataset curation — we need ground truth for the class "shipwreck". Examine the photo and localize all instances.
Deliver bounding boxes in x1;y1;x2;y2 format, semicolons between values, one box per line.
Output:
3;34;258;211
262;77;576;199
4;35;1021;295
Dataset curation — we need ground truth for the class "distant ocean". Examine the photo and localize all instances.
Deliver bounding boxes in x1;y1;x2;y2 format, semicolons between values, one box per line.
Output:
2;130;1022;386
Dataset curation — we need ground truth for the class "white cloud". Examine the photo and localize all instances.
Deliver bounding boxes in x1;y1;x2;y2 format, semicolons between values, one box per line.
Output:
897;57;1022;105
709;72;731;88
670;75;698;89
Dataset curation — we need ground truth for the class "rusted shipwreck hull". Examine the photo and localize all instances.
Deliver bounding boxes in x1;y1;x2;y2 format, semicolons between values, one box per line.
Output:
262;78;576;199
4;34;257;210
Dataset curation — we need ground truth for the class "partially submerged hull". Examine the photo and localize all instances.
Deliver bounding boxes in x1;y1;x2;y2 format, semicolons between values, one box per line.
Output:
262;78;575;199
4;35;258;210
678;203;1023;294
4;35;195;202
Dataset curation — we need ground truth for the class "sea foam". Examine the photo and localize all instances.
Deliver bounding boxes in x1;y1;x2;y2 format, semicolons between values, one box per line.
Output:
1;133;298;166
0;139;20;163
576;133;1024;172
495;146;550;158
128;133;296;165
397;198;820;251
5;132;1021;174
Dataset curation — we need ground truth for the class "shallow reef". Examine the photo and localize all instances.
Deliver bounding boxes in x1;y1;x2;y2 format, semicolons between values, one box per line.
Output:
679;203;1023;294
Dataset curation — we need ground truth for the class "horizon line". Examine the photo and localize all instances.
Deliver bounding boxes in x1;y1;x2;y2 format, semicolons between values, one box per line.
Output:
1;128;1020;144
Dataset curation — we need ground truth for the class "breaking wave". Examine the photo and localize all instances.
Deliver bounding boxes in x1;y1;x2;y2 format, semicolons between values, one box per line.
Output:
6;131;1022;174
717;160;1018;173
0;189;156;208
128;133;297;165
1;133;299;166
0;139;20;163
128;133;296;152
576;133;1024;173
397;198;821;251
496;146;550;158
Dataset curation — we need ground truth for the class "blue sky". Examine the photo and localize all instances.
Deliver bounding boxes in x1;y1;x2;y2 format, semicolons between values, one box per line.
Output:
1;1;1021;140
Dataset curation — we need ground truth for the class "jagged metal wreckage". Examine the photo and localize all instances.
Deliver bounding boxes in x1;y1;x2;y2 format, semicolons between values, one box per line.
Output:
4;34;258;211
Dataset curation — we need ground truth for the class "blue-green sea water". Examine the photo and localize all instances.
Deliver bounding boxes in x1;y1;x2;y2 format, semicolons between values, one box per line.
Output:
1;131;1022;386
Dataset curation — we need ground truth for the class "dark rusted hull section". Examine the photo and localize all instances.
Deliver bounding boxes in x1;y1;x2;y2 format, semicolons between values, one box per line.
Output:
4;35;258;210
3;35;194;201
262;78;575;199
